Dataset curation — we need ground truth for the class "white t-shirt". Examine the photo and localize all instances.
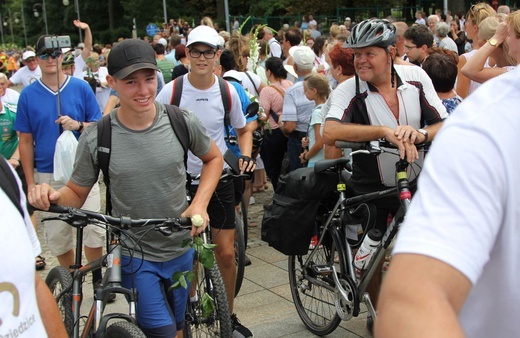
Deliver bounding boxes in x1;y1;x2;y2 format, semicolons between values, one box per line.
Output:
156;74;246;174
240;71;262;97
0;165;47;337
82;67;111;111
1;88;20;112
9;66;41;87
268;37;282;58
394;66;520;338
73;54;87;79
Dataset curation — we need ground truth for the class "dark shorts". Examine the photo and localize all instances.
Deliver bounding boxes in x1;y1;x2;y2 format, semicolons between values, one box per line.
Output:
191;179;235;230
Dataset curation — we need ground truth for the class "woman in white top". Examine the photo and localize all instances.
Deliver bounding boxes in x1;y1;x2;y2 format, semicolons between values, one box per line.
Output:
456;2;496;98
461;14;517;83
312;36;330;76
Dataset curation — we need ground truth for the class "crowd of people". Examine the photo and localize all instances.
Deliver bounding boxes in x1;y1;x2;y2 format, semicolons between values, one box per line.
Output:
2;3;520;337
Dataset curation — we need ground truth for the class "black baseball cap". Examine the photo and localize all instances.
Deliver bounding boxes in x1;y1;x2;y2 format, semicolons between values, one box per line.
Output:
107;39;159;79
36;35;53;54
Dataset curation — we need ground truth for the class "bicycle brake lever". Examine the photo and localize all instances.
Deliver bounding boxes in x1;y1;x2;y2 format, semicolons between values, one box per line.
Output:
155;226;173;236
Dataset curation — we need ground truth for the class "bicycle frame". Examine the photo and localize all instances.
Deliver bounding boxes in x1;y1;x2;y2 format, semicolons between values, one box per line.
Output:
64;221;139;338
302;156;413;321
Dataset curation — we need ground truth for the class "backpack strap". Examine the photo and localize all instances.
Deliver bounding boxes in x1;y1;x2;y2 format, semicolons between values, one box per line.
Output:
217;77;232;140
165;104;190;169
0;157;23;217
170;76;183;107
170;75;232;143
97;114;113;214
243;71;259;96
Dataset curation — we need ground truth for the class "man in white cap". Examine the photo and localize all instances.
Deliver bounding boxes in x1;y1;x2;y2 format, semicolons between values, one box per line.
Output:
279;45;315;172
156;24;254;338
7;51;41;88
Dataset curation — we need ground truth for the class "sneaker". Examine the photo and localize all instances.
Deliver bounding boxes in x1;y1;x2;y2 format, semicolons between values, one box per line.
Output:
93;281;116;303
231;313;253;338
309;235;319;250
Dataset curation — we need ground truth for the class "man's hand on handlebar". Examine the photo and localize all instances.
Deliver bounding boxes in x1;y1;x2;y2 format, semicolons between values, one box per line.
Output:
385;127;419;163
28;183;61;211
238;155;256;174
181;205;209;237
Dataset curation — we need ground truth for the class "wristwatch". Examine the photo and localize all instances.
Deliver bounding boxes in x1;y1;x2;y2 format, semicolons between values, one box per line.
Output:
417;129;429;143
77;121;84;132
488;38;500;47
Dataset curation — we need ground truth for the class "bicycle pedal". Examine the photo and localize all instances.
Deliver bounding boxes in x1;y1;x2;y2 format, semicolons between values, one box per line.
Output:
312;265;333;275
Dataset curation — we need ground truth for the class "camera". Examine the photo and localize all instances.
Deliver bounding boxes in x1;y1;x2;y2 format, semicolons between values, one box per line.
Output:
44;36;72;50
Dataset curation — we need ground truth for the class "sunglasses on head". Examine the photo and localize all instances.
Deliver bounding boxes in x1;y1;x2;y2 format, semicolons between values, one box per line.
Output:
38;51;63;60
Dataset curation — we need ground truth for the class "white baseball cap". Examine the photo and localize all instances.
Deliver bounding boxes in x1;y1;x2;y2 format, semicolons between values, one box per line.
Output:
289;46;315;70
158;38;168;47
22;51;36;61
187;25;220;49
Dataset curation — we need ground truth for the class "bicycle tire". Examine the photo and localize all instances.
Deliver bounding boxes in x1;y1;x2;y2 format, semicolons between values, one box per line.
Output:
234;209;246;297
183;262;233;337
104;321;146;338
45;266;74;336
288;224;346;336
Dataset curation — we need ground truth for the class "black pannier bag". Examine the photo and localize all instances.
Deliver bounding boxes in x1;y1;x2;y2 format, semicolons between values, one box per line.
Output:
261;167;338;255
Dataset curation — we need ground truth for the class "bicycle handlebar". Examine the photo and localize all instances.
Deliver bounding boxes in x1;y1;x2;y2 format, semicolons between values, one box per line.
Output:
335;139;428;154
44;205;192;235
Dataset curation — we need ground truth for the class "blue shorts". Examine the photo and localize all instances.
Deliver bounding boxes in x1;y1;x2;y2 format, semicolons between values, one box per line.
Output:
121;249;195;336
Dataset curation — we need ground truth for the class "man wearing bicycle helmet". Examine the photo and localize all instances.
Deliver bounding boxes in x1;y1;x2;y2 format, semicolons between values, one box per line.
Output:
61;53;75;76
323;18;447;326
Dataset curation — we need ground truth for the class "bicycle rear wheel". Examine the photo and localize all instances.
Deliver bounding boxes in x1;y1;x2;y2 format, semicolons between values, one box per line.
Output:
104;321;146;338
183;262;233;337
234;209;246;297
288;225;346;336
45;266;74;335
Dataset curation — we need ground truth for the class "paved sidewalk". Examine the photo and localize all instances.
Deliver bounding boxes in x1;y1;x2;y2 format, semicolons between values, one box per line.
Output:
36;186;372;337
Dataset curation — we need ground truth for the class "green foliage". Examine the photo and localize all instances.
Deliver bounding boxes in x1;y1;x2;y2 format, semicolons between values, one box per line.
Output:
170;236;217;315
201;292;215;317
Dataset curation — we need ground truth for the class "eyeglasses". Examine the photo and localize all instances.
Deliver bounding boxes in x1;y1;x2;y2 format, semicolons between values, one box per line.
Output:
404;45;418;51
38;51;63;60
188;49;217;59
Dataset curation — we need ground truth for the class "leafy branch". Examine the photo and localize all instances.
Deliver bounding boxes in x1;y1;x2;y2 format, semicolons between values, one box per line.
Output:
169;237;217;317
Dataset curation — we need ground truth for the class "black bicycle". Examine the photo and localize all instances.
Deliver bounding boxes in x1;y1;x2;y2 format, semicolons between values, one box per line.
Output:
42;204;232;337
288;140;424;335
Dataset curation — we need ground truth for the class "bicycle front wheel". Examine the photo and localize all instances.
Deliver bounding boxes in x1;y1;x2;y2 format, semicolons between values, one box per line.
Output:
45;266;74;335
104;321;146;338
288;226;346;336
183;262;233;337
234;209;246;297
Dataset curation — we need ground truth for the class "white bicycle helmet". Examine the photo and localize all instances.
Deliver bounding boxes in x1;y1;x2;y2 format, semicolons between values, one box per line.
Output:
344;19;397;49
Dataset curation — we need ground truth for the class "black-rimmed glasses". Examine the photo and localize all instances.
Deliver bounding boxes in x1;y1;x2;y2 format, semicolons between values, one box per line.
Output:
38;51;63;60
188;49;217;59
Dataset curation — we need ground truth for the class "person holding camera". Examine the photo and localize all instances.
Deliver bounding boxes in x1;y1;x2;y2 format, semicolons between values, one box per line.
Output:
14;35;104;286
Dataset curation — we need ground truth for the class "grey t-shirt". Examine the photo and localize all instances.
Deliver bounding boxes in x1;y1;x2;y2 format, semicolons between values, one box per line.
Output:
71;102;212;261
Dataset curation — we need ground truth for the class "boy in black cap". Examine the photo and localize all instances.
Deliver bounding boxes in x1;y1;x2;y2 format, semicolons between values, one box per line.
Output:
29;38;223;337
